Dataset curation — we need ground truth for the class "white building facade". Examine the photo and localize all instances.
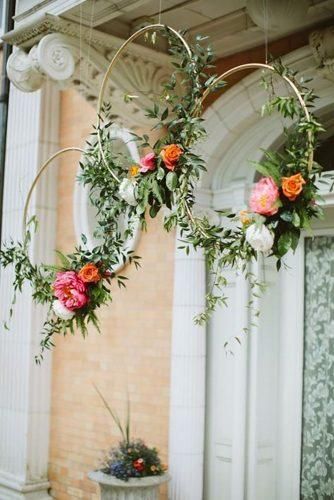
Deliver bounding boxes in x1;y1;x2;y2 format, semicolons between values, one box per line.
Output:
1;1;334;499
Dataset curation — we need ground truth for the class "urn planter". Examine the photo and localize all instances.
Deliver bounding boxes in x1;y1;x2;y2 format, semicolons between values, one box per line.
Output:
88;470;170;500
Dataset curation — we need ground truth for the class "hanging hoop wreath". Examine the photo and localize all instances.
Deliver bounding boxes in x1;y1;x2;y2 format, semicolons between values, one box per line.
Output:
0;25;328;361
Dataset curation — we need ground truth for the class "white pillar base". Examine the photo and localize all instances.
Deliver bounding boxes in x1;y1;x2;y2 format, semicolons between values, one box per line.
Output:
0;472;51;500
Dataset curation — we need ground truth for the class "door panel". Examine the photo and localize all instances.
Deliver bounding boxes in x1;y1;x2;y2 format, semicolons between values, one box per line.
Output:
300;235;334;499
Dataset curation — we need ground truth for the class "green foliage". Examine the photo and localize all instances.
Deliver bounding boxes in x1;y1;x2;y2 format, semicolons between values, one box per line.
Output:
0;29;328;359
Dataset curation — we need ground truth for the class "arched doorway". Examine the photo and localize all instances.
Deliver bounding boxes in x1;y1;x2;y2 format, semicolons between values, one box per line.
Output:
200;46;334;499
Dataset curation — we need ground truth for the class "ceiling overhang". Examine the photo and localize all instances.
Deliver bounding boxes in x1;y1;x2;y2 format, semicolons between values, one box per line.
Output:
2;0;334;127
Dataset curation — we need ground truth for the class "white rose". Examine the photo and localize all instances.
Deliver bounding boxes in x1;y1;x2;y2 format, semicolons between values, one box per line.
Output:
119;178;137;206
52;300;75;321
246;223;274;253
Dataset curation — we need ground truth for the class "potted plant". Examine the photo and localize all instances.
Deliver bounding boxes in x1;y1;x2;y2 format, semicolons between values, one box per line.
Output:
88;386;170;499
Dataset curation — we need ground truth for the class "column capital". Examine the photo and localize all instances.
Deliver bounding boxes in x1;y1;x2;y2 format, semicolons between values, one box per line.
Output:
7;33;75;92
4;15;172;128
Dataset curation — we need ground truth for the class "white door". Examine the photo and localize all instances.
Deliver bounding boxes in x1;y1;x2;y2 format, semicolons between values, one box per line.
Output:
204;206;334;500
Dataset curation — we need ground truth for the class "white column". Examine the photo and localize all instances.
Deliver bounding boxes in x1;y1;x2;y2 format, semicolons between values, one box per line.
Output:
230;273;249;500
168;238;206;500
0;80;59;499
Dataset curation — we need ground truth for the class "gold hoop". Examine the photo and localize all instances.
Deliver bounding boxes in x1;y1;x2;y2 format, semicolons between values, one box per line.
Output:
22;147;85;237
96;24;193;183
21;25;192;236
196;63;313;171
97;24;192;115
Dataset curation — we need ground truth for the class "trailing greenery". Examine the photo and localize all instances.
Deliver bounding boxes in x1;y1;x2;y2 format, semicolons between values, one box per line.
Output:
0;27;329;359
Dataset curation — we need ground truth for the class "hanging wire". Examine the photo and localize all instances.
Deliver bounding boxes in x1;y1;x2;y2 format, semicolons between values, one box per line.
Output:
158;0;162;25
86;0;96;84
262;0;269;64
79;2;83;91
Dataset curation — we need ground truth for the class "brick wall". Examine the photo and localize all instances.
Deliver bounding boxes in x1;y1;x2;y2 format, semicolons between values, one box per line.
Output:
49;89;174;499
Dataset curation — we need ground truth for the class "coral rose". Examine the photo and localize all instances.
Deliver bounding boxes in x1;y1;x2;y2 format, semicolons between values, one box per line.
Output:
160;144;183;171
78;263;101;283
53;271;88;310
249;177;279;216
139;152;156;173
282;173;306;201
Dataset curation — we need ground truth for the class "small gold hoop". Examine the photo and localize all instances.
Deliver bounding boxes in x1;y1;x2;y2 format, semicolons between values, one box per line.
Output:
22;147;85;237
197;63;313;171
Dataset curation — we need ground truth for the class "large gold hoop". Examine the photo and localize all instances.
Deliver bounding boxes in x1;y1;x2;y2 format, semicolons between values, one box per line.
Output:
21;24;192;236
97;24;192;114
96;24;193;183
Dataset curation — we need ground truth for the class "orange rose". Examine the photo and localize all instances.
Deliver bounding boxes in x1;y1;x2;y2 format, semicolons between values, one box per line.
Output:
160;144;183;171
282;173;306;201
78;263;101;284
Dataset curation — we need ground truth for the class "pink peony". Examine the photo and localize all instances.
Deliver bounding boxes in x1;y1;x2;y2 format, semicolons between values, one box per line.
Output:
249;177;280;216
53;271;88;311
139;152;156;173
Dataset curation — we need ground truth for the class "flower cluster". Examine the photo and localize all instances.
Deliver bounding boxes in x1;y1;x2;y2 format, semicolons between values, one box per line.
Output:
118;144;183;206
102;439;166;481
241;162;322;261
51;263;103;320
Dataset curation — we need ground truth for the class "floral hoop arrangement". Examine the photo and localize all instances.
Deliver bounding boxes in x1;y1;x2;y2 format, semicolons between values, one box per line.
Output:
0;25;327;361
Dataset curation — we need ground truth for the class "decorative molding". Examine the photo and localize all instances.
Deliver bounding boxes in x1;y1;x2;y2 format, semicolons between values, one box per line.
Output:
310;26;334;82
14;0;151;28
7;33;75;92
3;15;171;127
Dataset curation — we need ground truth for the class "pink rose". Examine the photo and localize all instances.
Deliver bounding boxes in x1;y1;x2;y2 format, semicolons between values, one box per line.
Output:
53;271;88;311
249;177;279;216
139;152;156;173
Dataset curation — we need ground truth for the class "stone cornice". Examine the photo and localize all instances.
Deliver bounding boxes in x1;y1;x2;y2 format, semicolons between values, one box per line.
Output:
3;15;172;128
2;13;169;65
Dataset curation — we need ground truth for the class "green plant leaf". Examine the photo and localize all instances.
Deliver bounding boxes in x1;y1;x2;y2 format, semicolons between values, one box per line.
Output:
156;167;165;181
277;232;292;256
166;171;178;191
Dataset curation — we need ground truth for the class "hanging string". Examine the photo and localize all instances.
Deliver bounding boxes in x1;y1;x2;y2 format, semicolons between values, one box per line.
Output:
158;0;162;25
262;0;269;64
86;0;96;84
79;2;83;91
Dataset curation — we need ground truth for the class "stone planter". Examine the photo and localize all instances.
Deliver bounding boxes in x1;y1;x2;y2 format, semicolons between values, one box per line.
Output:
88;470;170;500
